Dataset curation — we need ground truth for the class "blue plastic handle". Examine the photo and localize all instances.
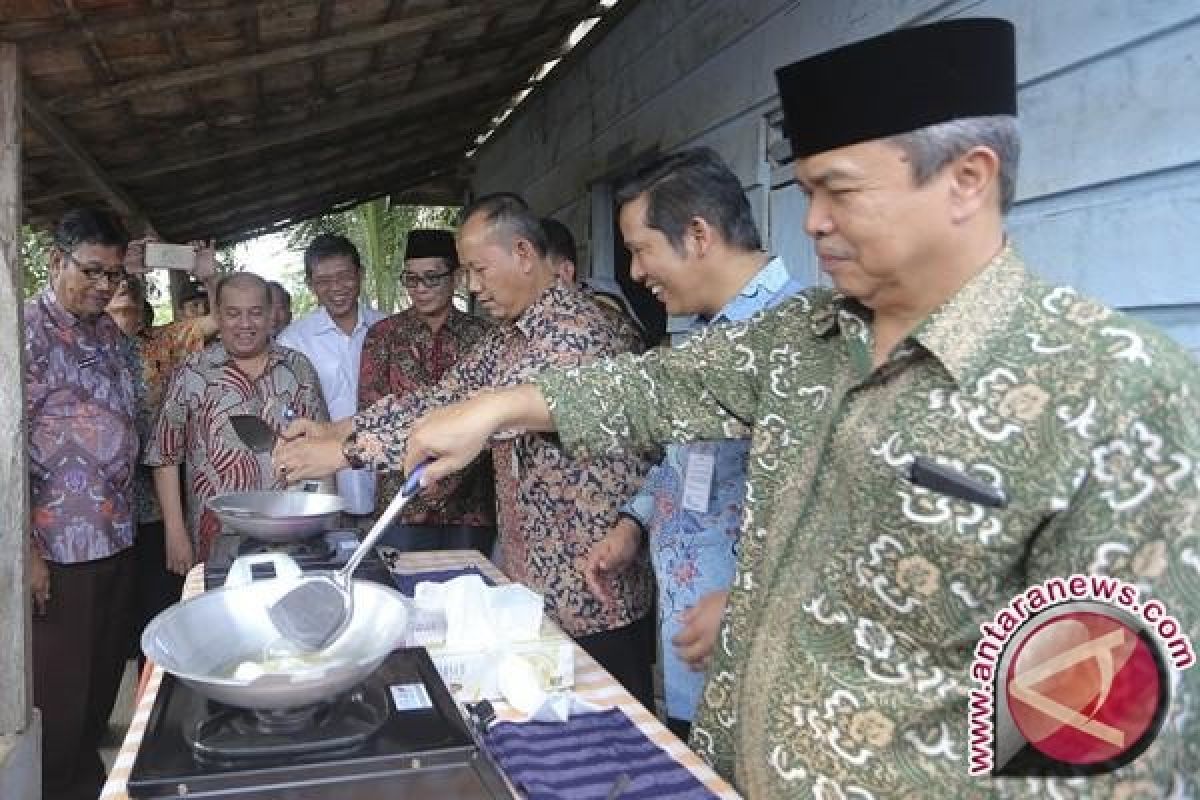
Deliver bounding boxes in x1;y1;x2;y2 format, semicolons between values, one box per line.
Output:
402;460;428;497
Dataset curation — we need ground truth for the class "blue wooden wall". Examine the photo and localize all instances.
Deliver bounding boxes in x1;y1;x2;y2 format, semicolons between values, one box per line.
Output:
472;0;1200;354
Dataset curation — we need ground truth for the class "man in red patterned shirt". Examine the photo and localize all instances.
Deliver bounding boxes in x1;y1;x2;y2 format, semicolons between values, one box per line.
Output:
144;272;329;566
358;228;496;553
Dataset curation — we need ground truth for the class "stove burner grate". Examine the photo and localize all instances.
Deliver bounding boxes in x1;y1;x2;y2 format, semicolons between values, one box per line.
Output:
186;682;390;766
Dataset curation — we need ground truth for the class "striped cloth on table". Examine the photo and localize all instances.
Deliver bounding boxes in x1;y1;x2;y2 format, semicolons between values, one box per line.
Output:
485;708;720;800
387;565;493;596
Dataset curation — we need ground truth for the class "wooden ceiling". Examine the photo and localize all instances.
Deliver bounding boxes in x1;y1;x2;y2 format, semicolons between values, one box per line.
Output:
1;0;625;243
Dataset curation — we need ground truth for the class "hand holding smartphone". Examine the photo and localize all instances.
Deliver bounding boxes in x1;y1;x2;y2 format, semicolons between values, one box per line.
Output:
144;242;198;271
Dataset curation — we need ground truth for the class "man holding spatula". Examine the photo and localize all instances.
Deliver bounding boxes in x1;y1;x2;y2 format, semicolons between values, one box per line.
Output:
273;194;659;712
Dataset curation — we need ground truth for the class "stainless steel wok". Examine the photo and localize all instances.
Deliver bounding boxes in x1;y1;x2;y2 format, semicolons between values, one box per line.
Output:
208;490;345;541
142;553;409;710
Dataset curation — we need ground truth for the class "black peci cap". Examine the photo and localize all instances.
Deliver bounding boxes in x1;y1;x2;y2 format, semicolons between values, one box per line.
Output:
774;18;1017;162
405;229;456;260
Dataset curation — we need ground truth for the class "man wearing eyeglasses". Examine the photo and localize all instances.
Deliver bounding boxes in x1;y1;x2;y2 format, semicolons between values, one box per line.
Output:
357;228;496;553
24;208;139;800
277;234;385;517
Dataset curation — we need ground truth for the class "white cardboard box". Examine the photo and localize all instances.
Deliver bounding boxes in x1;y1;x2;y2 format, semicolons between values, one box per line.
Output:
404;607;574;699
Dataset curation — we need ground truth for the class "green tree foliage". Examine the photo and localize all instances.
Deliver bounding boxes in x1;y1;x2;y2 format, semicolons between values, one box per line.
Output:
21;225;53;299
285;200;459;313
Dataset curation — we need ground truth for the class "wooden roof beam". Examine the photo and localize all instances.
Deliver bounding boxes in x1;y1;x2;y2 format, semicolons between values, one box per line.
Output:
151;128;476;219
22;89;155;233
208;168;462;244
114;67;538;182
0;1;314;47
157;148;466;233
27;181;92;204
167;162;465;240
138;118;479;204
45;0;553;114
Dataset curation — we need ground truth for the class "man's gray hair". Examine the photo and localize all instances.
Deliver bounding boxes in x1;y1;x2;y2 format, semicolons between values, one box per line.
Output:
215;271;269;308
460;192;548;258
888;115;1020;212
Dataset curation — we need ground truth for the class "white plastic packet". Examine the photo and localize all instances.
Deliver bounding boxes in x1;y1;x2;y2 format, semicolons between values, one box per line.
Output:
496;653;607;722
413;575;543;651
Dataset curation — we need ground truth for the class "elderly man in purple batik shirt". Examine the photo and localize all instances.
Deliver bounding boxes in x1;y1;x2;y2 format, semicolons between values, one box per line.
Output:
25;208;139;800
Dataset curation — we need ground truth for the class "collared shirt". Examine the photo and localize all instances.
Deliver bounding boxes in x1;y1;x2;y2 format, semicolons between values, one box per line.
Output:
350;283;655;637
536;247;1200;798
25;289;138;563
119;318;210;524
621;257;804;721
278;300;385;514
358;307;496;528
143;342;329;560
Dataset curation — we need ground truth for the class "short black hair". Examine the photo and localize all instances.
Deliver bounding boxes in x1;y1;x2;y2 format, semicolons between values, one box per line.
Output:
267;280;292;306
460;193;547;258
541;218;577;268
53;208;130;253
303;233;361;281
180;281;207;304
120;274;148;305
614;147;762;256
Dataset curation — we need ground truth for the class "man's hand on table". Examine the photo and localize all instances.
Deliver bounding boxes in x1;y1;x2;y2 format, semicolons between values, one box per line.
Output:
165;524;195;576
273;418;352;481
673;590;728;671
30;547;51;616
583;517;643;605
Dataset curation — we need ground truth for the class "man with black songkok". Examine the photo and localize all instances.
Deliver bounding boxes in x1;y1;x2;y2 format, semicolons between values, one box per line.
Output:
357;228;497;553
400;19;1200;798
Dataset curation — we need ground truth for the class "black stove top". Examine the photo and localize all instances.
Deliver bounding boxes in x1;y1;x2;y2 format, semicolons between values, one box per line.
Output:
127;648;516;799
203;529;395;590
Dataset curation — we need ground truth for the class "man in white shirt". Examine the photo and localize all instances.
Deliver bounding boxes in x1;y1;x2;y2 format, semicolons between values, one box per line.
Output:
277;234;385;516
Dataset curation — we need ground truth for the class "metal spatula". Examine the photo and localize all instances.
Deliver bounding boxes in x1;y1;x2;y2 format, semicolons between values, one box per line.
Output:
230;415;277;453
267;461;427;650
230;407;295;453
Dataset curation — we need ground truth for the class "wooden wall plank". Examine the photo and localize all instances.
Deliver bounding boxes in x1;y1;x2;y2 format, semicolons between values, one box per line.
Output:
0;41;32;737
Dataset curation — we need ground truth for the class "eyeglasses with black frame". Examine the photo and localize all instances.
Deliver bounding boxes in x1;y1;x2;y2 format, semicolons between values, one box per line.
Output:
400;270;454;289
59;248;126;287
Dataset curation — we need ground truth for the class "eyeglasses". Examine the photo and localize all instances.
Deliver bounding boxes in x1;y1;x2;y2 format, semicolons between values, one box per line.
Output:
310;272;359;293
400;270;454;289
61;250;125;287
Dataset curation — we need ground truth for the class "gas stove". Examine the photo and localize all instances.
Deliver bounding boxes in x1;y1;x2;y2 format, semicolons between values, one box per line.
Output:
127;647;517;799
203;529;394;590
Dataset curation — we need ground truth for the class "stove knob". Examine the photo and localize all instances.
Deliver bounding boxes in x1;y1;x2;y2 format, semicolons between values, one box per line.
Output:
176;783;189;796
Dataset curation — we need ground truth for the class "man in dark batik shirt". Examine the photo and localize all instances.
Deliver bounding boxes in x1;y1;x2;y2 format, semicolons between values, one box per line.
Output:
275;195;658;710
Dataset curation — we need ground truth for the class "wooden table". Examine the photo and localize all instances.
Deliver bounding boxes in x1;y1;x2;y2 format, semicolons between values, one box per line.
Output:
100;549;740;799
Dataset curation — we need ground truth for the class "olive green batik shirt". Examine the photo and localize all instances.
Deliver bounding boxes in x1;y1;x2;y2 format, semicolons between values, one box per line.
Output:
535;247;1200;799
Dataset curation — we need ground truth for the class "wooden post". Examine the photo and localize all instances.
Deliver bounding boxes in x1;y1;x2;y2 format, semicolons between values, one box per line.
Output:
0;41;32;736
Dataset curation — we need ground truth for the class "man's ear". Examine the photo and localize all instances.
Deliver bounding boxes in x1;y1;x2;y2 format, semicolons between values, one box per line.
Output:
688;215;714;259
948;145;1001;223
514;238;537;273
48;247;67;281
